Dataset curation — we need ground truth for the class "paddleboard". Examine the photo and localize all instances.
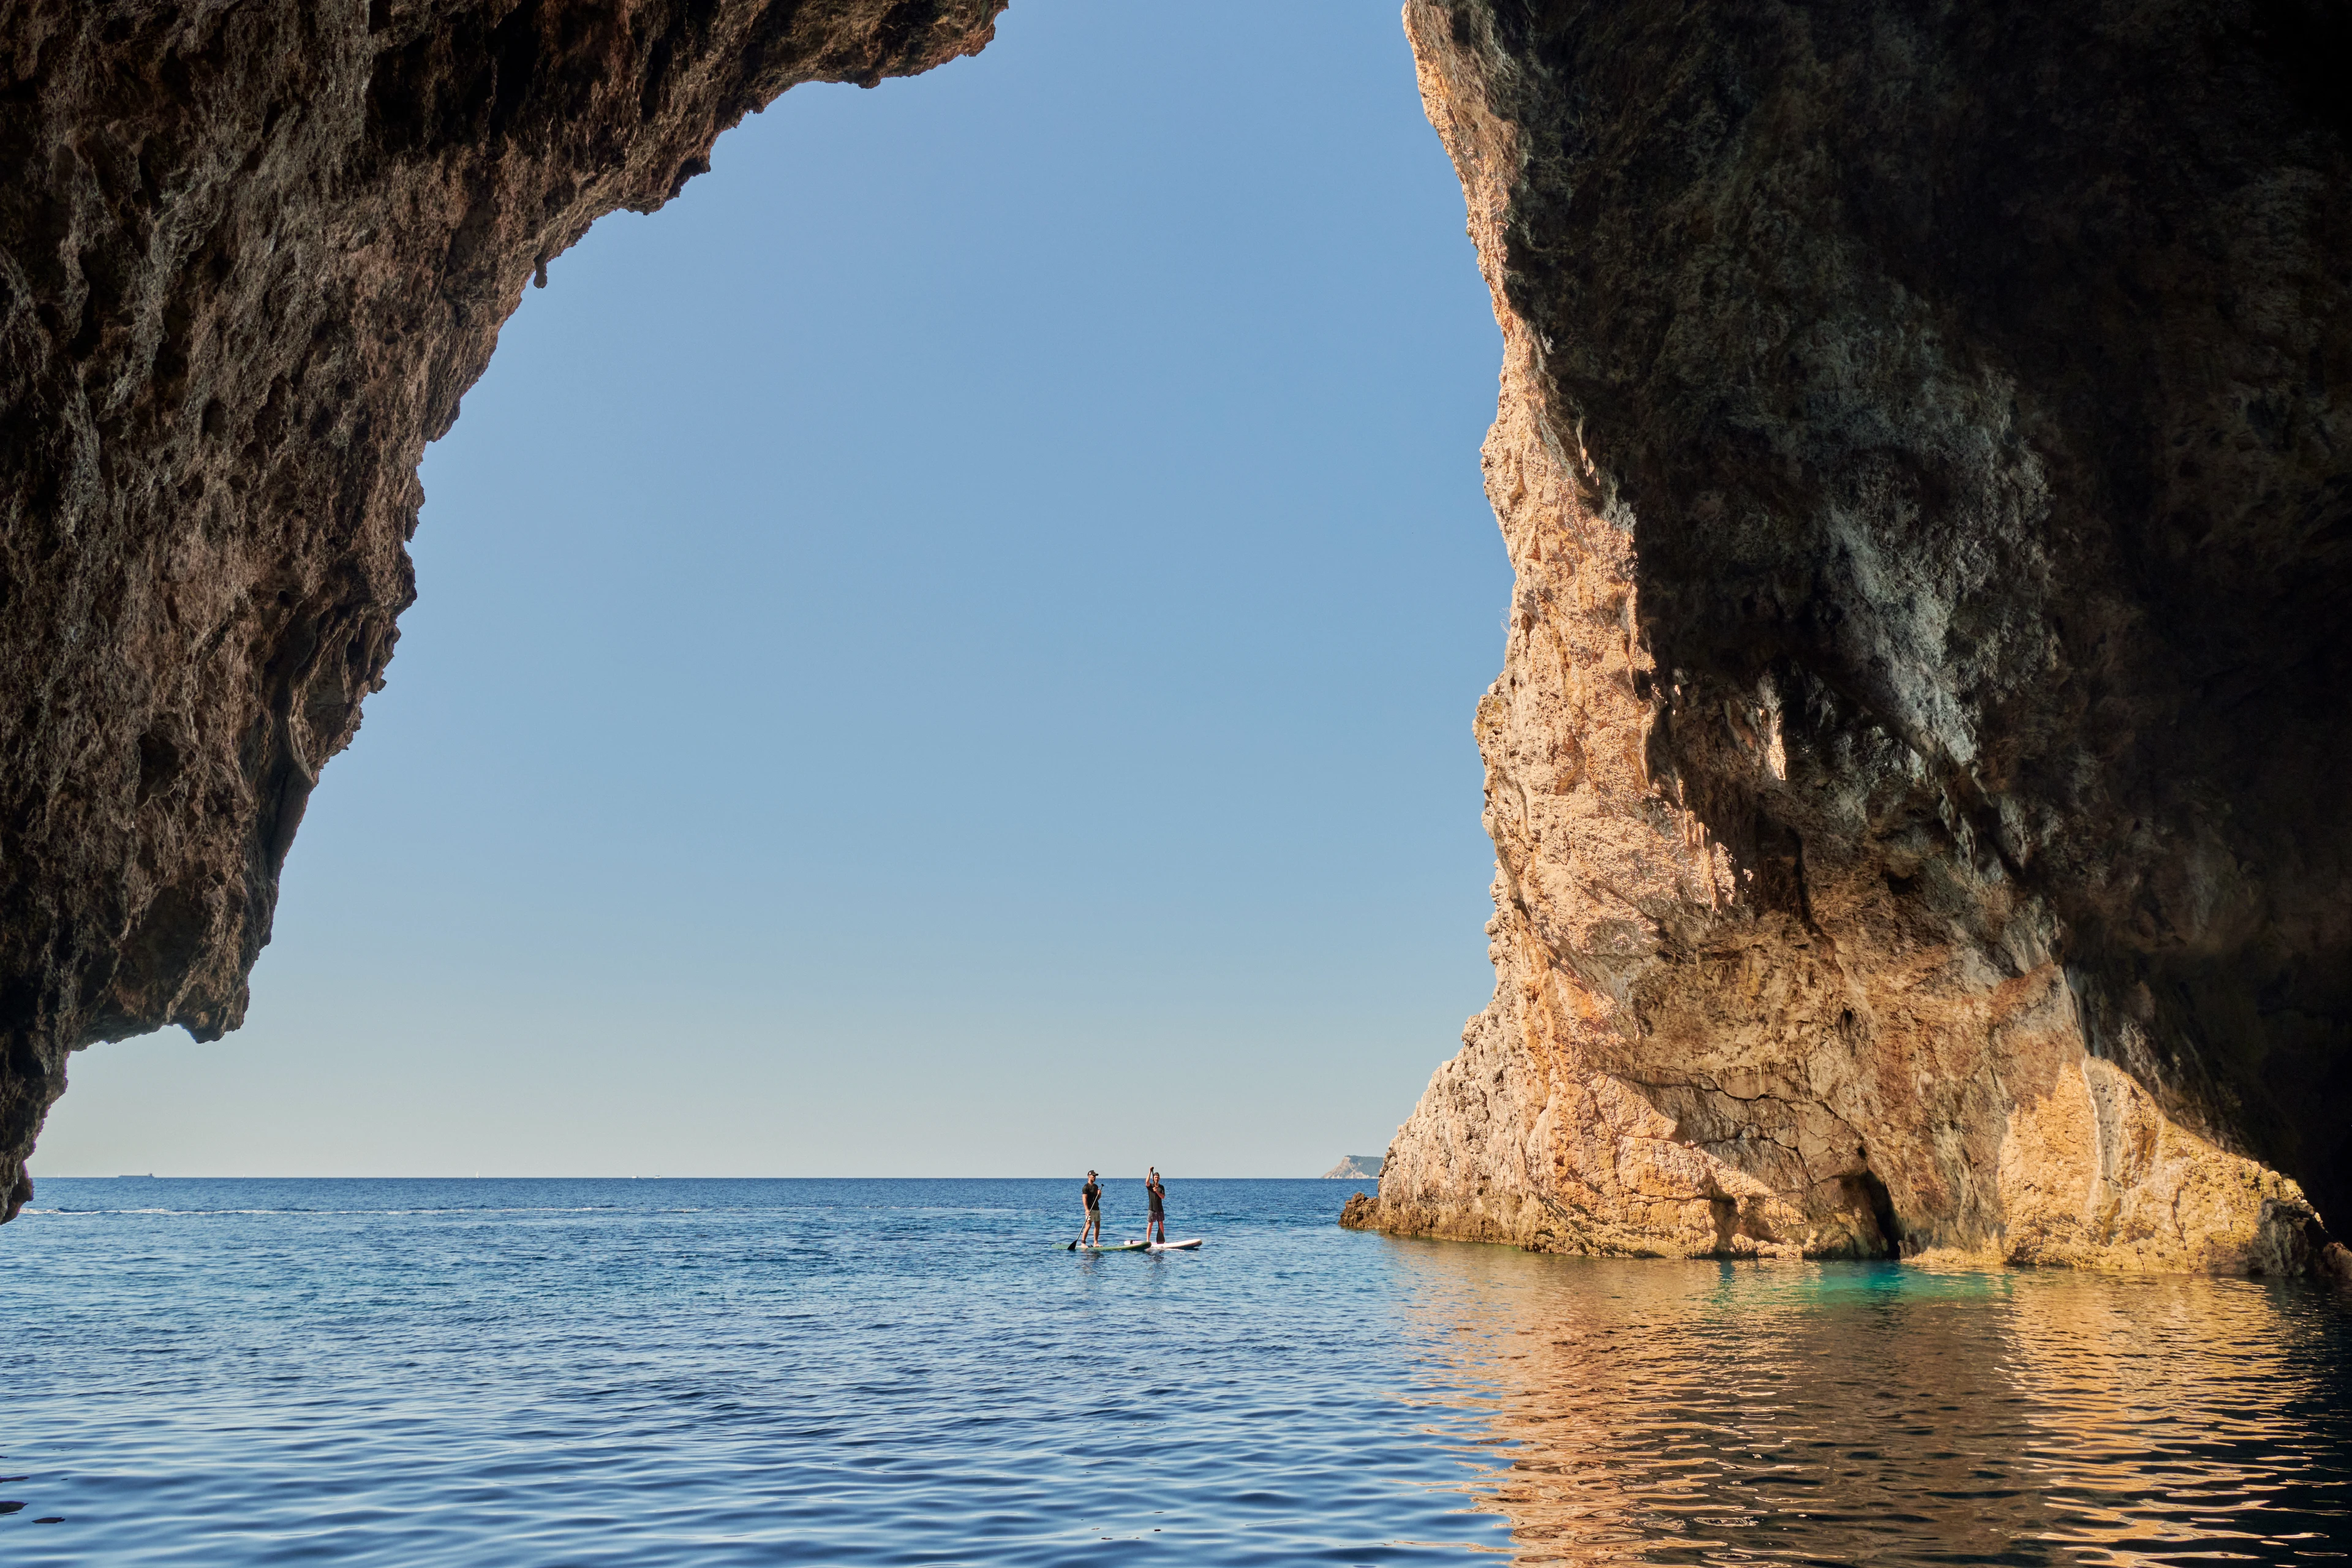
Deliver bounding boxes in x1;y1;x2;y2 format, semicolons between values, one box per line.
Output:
1066;1240;1150;1253
1148;1238;1203;1251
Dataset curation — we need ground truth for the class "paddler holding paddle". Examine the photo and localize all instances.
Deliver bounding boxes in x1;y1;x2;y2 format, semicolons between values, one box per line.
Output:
1145;1167;1167;1245
1078;1169;1103;1248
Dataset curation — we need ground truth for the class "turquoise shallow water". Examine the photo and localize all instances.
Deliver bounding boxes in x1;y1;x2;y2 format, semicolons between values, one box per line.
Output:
2;1178;2347;1565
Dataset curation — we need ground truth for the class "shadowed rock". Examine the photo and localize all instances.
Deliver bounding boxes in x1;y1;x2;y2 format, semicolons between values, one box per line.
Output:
0;0;1003;1221
1348;0;2351;1273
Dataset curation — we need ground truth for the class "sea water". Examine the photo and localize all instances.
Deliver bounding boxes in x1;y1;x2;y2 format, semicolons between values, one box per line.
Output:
2;1178;2347;1565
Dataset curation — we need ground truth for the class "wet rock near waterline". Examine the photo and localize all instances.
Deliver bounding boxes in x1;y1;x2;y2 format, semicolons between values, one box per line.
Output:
0;0;1003;1220
1354;0;2352;1272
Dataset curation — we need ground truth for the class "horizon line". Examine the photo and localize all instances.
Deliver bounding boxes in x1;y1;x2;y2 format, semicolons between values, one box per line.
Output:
29;1172;1379;1182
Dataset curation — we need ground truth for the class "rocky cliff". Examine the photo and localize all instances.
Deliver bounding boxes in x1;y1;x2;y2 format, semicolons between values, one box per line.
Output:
0;0;1001;1221
5;2;2347;1268
1345;0;2352;1272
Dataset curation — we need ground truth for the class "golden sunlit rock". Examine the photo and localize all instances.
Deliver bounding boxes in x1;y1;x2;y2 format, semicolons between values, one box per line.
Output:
1347;0;2351;1273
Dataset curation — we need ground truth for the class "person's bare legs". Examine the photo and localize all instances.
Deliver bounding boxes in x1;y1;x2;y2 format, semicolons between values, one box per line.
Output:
1078;1170;1103;1247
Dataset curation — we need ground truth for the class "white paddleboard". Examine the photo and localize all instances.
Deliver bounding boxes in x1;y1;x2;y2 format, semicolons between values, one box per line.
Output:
1148;1238;1203;1251
1072;1240;1149;1253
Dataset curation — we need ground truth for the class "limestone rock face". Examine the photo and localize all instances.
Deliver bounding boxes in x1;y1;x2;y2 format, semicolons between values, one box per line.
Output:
0;0;1002;1220
1346;0;2352;1271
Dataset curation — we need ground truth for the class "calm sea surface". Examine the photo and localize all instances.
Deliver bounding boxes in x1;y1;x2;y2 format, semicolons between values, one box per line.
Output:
2;1177;2348;1565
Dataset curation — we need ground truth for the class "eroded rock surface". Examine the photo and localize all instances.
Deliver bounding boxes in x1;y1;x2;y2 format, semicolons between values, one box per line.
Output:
0;0;1001;1220
1346;0;2352;1272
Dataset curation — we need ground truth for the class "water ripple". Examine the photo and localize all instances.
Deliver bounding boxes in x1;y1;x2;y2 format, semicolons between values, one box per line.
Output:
1389;1244;2352;1566
3;1179;2346;1566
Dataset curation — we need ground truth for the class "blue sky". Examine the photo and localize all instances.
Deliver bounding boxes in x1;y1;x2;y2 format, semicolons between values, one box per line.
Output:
37;1;1509;1178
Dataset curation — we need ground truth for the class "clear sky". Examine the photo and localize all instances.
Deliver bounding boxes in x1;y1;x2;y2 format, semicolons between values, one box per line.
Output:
34;2;1509;1179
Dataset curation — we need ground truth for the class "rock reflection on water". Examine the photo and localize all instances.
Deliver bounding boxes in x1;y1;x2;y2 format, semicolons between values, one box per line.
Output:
1387;1242;2352;1566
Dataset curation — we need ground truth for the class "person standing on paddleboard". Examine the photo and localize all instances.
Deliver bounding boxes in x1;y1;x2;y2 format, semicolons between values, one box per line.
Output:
1079;1170;1103;1247
1145;1167;1166;1245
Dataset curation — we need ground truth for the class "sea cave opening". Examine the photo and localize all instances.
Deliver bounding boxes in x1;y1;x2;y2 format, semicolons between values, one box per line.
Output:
33;1;1512;1185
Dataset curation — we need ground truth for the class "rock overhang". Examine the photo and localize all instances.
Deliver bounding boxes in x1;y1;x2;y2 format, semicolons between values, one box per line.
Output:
2;1;2346;1269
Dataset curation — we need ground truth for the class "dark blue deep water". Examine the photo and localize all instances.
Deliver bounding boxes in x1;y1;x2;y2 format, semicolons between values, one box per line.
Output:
4;1178;2348;1565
